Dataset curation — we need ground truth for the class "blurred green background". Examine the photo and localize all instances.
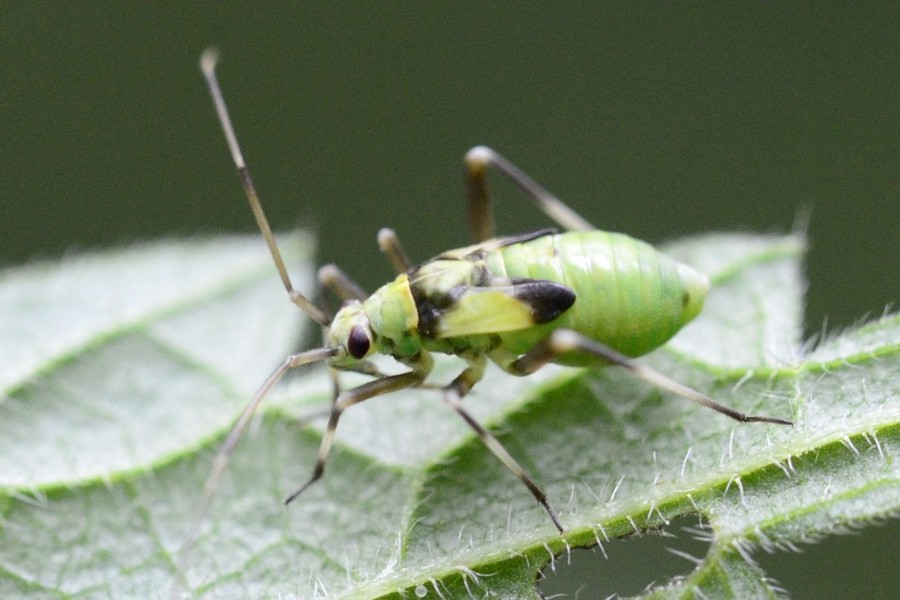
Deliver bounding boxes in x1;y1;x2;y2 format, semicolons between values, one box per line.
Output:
2;3;896;598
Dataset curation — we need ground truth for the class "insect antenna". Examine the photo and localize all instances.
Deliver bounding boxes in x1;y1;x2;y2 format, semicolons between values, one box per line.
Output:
174;50;345;598
200;48;329;326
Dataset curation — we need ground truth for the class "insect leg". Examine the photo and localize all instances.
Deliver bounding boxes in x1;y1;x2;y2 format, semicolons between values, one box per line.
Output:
318;264;368;301
173;346;338;594
504;329;793;426
284;352;434;504
464;146;595;242
201;49;329;326
378;227;413;273
442;356;564;533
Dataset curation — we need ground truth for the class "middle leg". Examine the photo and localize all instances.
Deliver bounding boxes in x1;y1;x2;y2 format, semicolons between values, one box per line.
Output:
441;355;564;533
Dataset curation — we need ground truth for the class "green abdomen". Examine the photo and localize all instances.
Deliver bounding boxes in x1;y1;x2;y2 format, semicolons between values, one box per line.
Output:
485;231;708;364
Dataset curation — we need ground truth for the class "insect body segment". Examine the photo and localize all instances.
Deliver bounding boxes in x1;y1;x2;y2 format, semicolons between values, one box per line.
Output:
331;232;580;366
408;239;576;341
485;230;709;363
185;50;793;577
358;228;707;372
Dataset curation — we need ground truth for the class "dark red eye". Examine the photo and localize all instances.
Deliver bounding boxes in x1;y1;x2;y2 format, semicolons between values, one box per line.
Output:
347;326;371;359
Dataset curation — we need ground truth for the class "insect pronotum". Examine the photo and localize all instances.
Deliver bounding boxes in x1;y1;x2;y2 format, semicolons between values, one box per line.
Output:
178;48;792;583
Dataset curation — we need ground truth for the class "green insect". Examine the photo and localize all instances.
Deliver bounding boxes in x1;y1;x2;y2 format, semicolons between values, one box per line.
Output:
195;49;791;539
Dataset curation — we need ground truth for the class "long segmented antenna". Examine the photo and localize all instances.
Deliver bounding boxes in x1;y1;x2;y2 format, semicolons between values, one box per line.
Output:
200;48;329;326
173;50;345;598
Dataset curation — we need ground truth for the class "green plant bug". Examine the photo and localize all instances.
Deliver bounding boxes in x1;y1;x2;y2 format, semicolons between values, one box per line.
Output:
178;49;793;577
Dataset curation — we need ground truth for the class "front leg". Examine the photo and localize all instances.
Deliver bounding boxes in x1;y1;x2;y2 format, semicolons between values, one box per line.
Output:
378;227;414;274
318;264;368;302
284;351;434;504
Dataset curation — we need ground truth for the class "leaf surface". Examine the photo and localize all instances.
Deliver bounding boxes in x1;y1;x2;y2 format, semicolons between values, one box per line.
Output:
0;232;896;599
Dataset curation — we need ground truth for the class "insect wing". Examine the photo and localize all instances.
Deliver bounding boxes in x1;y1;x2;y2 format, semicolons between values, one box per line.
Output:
436;279;575;338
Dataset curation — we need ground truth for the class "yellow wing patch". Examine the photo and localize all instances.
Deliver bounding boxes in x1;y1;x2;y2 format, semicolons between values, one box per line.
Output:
436;289;537;338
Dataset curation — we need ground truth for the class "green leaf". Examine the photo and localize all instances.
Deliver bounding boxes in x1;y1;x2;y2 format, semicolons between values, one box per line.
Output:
0;232;896;599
